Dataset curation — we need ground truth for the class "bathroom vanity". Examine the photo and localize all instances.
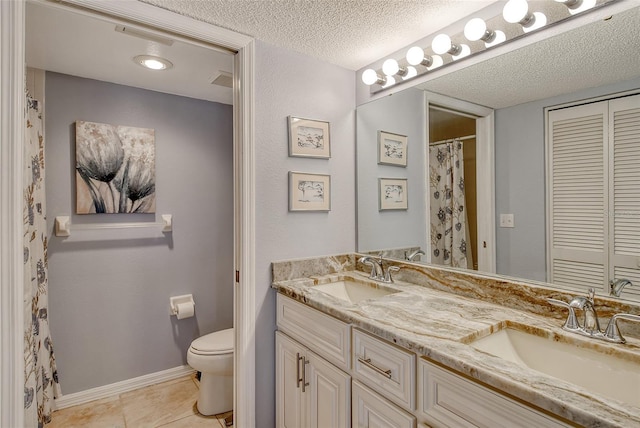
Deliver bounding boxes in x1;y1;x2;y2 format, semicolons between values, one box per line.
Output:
272;254;640;428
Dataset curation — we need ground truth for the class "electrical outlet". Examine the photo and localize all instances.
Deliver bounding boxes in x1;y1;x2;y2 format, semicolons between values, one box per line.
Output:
500;213;515;228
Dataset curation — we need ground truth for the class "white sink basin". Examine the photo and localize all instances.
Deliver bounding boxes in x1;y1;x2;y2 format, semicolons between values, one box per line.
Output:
314;280;398;304
471;327;640;407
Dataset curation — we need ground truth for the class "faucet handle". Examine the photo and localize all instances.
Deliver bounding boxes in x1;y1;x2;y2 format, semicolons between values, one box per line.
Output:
603;313;640;344
547;298;580;330
384;266;400;283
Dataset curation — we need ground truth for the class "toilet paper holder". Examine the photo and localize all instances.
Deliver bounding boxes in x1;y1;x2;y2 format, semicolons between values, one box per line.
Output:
170;294;195;316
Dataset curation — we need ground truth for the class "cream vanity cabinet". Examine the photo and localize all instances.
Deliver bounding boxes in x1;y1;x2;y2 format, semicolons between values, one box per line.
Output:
276;295;351;428
418;359;571;428
276;332;350;428
276;294;569;428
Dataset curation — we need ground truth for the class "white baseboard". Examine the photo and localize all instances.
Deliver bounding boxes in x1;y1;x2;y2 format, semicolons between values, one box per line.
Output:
54;365;196;410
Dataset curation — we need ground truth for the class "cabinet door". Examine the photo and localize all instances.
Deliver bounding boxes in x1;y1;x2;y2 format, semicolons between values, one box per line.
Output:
352;380;416;428
307;349;351;428
276;331;307;428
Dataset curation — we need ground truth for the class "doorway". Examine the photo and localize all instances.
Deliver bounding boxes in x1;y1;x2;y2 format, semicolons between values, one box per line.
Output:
0;1;255;426
428;106;478;270
425;92;495;274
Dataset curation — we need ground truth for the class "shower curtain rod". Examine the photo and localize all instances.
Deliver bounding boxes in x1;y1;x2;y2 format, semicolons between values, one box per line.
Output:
430;134;476;146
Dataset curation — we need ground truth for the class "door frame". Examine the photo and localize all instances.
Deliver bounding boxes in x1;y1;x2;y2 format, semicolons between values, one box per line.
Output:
0;1;256;426
425;92;496;273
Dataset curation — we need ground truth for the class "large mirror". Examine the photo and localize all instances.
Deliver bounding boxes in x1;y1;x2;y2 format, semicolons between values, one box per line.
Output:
356;4;640;285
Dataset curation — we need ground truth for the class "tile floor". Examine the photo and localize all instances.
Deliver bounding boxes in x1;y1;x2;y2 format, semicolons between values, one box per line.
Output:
47;374;233;428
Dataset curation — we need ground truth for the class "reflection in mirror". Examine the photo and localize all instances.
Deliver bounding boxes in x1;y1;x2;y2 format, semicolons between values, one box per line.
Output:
356;5;640;292
428;107;477;270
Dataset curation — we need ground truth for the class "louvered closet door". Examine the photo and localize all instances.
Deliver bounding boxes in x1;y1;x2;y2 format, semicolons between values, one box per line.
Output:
609;94;640;301
548;101;608;293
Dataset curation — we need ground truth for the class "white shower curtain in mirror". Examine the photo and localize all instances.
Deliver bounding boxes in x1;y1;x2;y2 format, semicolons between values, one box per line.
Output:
24;95;60;427
429;139;470;268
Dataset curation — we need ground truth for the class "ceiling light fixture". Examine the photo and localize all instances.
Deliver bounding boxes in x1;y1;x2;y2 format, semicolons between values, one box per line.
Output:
464;18;496;43
361;0;614;91
133;55;173;71
432;34;461;56
361;69;387;86
382;58;408;77
503;0;536;27
406;46;433;67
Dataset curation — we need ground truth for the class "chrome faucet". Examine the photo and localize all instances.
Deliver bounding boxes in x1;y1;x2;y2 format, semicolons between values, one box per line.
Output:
406;249;425;262
358;256;384;281
568;288;601;334
548;288;640;344
609;278;632;297
358;256;399;283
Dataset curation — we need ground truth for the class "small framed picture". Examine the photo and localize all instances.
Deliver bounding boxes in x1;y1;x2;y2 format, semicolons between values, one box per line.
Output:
378;131;408;167
288;116;331;158
379;178;408;210
289;172;331;212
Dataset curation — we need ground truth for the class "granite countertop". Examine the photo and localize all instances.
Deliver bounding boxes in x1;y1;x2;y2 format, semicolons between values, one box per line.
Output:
272;270;640;428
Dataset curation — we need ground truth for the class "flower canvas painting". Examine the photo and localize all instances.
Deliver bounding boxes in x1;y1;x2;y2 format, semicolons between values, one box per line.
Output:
76;120;156;214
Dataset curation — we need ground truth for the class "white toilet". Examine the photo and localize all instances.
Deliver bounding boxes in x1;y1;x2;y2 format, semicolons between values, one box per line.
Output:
187;328;234;416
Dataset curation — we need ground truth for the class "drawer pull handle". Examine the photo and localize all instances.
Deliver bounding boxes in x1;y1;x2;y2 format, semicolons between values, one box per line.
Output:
296;352;303;388
358;357;392;379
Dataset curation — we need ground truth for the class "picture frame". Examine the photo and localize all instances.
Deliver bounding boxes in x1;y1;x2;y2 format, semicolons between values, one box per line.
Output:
379;178;408;210
288;116;331;158
378;130;408;167
289;172;331;212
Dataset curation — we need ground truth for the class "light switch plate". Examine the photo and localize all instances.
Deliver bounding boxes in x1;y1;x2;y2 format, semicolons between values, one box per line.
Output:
500;213;515;228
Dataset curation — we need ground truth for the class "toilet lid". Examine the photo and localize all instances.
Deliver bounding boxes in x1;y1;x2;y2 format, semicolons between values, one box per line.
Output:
191;328;234;355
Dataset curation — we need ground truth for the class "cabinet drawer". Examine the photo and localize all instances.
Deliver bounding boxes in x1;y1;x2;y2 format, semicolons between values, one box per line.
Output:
418;359;570;428
277;294;350;371
353;329;415;410
352;381;416;428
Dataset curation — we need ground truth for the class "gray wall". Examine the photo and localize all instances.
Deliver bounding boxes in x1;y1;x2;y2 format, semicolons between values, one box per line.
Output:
45;72;234;394
254;40;356;426
495;76;640;281
356;88;428;254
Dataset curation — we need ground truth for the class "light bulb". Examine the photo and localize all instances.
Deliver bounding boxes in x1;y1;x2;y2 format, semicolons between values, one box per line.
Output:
406;47;425;66
464;18;488;42
382;59;400;76
362;69;383;86
503;0;530;23
451;44;471;61
485;30;506;48
523;12;547;33
134;55;173;71
381;76;396;89
432;34;460;55
402;66;417;80
427;55;443;70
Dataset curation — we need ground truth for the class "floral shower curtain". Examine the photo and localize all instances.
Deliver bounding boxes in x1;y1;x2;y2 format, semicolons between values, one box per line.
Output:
24;95;60;427
429;139;471;268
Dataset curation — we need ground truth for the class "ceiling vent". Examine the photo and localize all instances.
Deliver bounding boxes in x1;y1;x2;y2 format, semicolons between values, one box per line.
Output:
210;71;233;88
115;25;174;46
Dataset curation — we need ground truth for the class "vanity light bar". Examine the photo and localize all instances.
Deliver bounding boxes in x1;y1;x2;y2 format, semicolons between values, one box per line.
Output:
362;0;606;90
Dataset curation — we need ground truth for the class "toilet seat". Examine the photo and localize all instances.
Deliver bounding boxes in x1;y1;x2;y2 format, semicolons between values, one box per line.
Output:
190;327;233;355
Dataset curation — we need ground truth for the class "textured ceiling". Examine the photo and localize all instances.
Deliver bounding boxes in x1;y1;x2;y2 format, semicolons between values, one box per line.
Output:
417;5;640;108
26;1;640;109
139;0;494;70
